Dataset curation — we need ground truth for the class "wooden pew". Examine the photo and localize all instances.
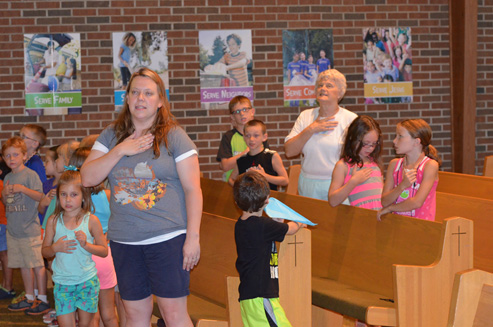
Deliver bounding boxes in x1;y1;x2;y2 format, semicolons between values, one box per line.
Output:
483;155;493;177
201;178;474;327
285;164;493;273
447;269;493;327
152;211;312;327
435;192;493;274
437;171;493;200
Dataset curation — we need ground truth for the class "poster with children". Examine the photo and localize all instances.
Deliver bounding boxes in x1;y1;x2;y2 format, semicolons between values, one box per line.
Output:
363;27;413;104
282;29;334;107
199;30;253;110
24;33;82;116
112;31;168;111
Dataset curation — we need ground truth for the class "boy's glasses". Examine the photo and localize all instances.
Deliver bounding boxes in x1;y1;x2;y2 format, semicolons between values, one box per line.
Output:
361;141;379;148
231;107;252;115
19;134;38;143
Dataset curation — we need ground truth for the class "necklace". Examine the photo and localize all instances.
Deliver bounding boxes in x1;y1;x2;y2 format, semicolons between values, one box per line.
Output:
404;153;425;170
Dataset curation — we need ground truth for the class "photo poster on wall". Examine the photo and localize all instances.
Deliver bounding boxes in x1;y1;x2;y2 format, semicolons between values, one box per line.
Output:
112;31;168;111
24;33;82;116
199;30;253;110
282;29;334;107
363;27;413;104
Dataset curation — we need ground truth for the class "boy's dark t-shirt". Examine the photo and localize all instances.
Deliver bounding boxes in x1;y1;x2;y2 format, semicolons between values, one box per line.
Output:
236;148;279;191
235;215;288;301
216;128;270;162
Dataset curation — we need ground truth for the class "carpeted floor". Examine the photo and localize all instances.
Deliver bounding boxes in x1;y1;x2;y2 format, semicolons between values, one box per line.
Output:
1;269;162;326
0;268;54;326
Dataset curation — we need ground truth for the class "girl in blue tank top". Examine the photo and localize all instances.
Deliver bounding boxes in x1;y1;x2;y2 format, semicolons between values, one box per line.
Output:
42;169;107;327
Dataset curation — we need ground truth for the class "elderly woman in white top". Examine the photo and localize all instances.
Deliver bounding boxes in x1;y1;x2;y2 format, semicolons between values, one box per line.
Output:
284;69;358;200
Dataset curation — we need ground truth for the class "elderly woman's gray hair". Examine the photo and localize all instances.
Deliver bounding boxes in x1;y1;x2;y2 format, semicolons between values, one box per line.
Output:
316;69;347;101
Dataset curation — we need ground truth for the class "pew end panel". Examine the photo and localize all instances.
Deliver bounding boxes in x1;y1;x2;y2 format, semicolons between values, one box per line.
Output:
226;276;242;327
278;228;312;327
393;217;474;327
472;284;493;326
483;155;493;177
286;164;301;195
224;229;313;327
447;269;493;327
435;192;493;273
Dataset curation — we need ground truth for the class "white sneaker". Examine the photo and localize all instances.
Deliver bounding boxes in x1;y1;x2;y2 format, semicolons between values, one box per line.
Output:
43;309;56;324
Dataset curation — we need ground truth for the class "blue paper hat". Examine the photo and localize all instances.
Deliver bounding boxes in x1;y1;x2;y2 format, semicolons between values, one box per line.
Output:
264;197;317;226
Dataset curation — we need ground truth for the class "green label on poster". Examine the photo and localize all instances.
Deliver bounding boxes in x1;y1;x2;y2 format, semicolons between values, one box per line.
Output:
25;92;82;109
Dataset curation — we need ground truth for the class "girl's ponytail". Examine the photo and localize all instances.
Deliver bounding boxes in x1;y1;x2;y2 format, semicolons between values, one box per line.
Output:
425;144;442;166
399;119;441;166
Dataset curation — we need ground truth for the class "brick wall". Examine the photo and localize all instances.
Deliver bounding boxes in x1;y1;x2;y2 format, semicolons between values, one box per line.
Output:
477;0;493;175
1;0;481;179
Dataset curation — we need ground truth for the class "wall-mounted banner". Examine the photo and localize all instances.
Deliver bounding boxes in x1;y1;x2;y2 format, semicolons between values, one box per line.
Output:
199;30;253;110
24;33;81;116
112;31;168;111
282;29;334;107
363;27;413;104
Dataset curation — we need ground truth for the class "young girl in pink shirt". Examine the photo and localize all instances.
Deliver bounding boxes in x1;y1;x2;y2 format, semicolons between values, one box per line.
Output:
378;119;440;221
329;115;383;209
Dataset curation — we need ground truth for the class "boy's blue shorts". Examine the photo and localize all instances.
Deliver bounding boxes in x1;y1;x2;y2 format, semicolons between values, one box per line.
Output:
111;234;190;301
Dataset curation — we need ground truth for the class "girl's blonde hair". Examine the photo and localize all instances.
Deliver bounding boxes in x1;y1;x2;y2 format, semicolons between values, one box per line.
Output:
113;67;178;159
398;119;442;166
57;140;80;165
68;147;104;195
53;170;93;233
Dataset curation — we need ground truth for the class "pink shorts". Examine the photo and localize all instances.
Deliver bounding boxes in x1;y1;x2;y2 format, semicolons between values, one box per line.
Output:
93;247;117;290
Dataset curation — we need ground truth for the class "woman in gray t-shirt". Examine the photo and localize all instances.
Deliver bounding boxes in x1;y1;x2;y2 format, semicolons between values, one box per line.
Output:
81;67;201;327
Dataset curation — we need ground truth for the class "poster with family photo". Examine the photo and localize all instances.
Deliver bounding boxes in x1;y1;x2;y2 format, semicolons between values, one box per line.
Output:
199;30;253;109
363;27;413;104
112;31;168;111
24;33;82;116
282;29;334;107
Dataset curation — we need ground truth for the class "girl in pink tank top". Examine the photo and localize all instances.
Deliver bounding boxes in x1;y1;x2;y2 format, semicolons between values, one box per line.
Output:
329;116;383;210
378;119;441;221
